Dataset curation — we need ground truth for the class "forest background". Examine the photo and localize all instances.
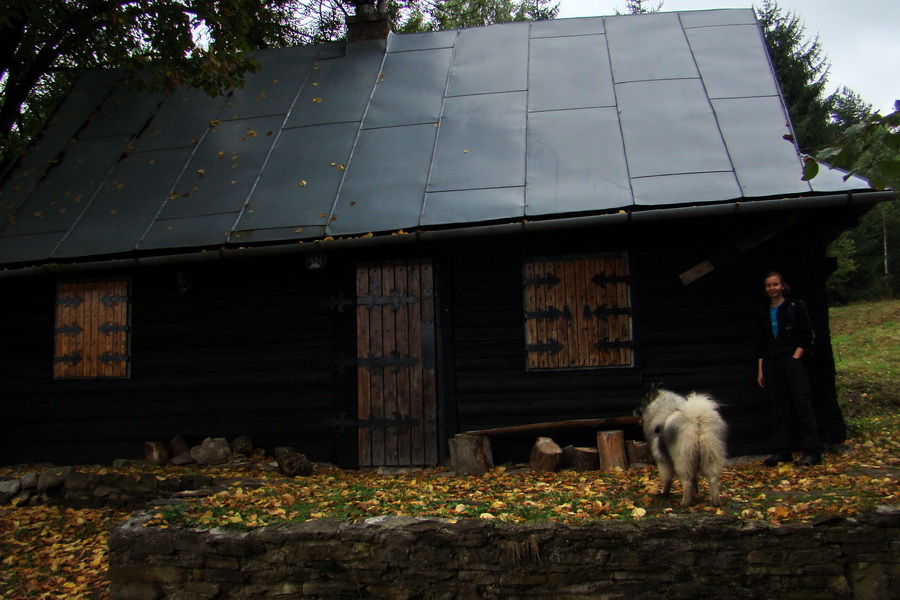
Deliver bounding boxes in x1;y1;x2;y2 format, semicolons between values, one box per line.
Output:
1;0;897;301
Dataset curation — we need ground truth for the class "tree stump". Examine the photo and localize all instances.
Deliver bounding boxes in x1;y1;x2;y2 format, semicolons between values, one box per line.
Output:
562;445;600;472
625;440;653;466
277;451;313;477
274;447;297;462
529;437;562;473
596;430;627;471
448;434;494;476
231;436;254;456
170;434;191;458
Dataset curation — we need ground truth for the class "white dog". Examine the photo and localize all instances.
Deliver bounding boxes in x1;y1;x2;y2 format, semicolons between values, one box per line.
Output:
635;384;728;506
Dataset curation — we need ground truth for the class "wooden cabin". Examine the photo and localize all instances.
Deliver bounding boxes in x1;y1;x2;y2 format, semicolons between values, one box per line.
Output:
0;10;891;467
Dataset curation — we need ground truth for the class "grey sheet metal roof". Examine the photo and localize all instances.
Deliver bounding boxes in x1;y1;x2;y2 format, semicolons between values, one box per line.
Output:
0;8;874;267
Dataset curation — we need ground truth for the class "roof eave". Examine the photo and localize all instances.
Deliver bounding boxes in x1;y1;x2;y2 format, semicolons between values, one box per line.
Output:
0;190;893;280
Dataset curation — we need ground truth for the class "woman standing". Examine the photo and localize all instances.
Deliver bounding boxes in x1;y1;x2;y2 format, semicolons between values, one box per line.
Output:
757;271;823;467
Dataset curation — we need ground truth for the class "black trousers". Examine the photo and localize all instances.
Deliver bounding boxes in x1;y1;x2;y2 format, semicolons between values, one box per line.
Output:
764;355;823;455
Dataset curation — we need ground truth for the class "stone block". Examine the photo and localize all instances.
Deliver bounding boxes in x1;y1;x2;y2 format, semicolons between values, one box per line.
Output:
19;471;38;489
37;466;73;491
202;555;240;570
193;567;248;583
190;438;232;466
0;479;22;503
93;485;114;498
64;471;101;491
178;581;220;599
108;565;185;583
108;581;162;600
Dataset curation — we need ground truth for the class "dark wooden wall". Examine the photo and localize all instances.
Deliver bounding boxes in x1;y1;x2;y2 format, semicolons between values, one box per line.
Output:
0;256;357;466
440;210;844;462
0;207;849;467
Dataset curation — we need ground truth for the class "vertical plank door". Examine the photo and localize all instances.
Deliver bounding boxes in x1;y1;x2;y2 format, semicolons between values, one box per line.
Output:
356;259;438;467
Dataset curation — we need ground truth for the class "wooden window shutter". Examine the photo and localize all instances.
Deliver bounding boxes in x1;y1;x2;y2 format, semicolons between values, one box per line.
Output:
523;254;632;370
54;280;131;379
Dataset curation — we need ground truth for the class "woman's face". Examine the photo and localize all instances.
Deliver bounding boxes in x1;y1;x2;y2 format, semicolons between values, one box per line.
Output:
764;275;784;300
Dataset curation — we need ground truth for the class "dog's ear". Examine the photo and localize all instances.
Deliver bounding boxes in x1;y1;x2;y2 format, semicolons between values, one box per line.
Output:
642;382;661;403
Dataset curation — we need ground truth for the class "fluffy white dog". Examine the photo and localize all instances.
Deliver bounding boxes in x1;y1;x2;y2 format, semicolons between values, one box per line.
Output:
636;384;728;507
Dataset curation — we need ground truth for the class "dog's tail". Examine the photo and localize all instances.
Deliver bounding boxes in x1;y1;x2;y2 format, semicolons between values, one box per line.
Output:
681;392;728;474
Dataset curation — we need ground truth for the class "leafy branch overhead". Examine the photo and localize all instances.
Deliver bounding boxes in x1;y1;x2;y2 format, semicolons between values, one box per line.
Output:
803;100;900;190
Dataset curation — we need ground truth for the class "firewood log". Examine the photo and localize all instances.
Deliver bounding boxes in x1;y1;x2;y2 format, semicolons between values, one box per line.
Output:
529;437;562;473
596;430;627;471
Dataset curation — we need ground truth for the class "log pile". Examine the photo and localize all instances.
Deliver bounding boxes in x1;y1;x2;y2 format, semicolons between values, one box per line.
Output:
450;415;649;475
127;434;315;477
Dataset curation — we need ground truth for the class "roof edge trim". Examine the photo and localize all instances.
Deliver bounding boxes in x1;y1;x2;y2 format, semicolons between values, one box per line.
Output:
0;191;893;280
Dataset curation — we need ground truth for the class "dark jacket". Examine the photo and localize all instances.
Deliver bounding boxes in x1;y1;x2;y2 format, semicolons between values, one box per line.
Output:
757;298;814;359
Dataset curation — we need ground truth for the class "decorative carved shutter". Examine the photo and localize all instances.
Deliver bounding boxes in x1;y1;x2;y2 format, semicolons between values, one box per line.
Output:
523;254;632;370
356;260;438;466
54;280;131;379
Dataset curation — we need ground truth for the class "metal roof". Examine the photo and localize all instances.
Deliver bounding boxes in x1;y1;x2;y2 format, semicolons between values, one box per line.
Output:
0;8;874;268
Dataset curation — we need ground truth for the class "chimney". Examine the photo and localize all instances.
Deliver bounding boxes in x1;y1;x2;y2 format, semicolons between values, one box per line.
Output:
346;1;392;42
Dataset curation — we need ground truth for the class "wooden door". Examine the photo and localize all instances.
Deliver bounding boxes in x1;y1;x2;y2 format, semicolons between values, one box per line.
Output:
356;259;438;466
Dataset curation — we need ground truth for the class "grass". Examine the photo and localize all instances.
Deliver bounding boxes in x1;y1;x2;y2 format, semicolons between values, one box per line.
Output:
829;299;900;418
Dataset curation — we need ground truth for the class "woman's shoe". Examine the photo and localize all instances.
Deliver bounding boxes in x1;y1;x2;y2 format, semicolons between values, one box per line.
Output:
763;454;792;467
795;454;822;467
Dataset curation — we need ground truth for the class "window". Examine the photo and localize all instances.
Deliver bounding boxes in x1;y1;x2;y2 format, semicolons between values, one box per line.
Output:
523;253;633;370
54;279;131;379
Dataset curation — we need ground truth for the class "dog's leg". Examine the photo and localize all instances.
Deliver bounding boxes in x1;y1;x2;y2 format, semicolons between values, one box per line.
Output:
707;474;722;507
680;481;695;506
657;461;674;496
679;465;697;507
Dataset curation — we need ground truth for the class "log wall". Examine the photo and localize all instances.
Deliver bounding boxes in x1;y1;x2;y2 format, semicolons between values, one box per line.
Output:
0;209;847;467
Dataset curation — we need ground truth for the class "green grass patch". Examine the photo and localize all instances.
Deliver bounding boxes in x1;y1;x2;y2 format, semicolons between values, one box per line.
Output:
830;300;900;417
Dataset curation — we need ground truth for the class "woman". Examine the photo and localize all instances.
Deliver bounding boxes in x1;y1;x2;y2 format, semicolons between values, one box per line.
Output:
757;271;823;467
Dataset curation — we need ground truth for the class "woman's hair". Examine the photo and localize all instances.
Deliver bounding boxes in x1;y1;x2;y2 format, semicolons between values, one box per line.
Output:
763;270;791;295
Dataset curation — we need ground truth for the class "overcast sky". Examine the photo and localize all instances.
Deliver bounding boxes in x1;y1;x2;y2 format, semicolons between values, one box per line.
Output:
555;0;899;114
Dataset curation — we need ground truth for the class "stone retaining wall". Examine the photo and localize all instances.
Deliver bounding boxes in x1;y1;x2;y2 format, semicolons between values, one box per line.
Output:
0;465;234;508
109;508;900;600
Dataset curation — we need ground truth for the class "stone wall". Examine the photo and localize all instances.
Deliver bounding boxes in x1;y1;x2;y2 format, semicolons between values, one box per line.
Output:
0;465;230;508
109;508;900;600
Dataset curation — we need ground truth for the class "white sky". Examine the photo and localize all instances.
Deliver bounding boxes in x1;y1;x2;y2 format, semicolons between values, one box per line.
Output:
555;0;899;115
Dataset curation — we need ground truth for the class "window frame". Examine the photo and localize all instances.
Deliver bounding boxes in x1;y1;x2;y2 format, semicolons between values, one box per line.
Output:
523;252;633;371
53;278;132;379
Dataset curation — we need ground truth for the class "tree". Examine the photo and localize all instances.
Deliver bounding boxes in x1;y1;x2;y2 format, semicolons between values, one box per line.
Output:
755;0;832;154
0;0;306;166
421;0;557;31
808;100;900;191
0;0;557;167
812;99;900;301
615;0;663;15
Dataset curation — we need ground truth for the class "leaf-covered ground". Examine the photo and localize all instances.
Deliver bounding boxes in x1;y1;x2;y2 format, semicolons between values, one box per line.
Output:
1;413;897;600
